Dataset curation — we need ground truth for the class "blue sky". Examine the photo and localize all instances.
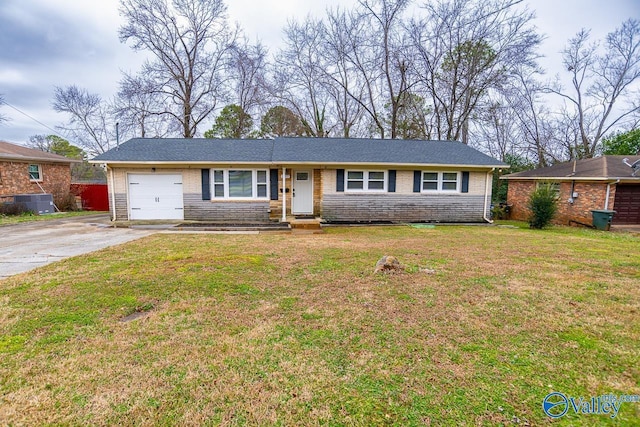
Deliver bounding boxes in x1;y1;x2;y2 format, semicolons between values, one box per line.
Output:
0;0;637;144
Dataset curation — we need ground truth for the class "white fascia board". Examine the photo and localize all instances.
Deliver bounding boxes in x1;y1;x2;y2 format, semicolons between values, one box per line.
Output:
91;160;505;170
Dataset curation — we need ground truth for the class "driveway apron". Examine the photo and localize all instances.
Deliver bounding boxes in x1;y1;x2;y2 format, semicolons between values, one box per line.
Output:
0;215;153;279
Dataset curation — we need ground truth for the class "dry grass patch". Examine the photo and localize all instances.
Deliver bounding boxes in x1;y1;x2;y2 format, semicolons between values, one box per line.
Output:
0;225;638;425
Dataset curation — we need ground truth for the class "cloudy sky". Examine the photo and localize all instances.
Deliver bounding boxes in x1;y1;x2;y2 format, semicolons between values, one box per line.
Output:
0;0;637;145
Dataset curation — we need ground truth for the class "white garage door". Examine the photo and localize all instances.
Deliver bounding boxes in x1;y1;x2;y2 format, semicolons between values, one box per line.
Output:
128;174;184;220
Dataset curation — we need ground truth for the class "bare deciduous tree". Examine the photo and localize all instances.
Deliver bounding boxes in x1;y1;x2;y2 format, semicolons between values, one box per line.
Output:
0;94;8;124
230;39;269;118
323;8;367;138
274;17;332;137
52;85;114;155
550;19;640;158
332;0;412;139
114;72;172;138
409;0;540;143
119;0;237;138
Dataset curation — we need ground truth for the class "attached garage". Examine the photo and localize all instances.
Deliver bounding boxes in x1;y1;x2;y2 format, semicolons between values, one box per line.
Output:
128;174;184;220
613;184;640;225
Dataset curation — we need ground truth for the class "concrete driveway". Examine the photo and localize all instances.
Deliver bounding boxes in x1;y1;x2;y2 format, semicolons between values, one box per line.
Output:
0;214;154;279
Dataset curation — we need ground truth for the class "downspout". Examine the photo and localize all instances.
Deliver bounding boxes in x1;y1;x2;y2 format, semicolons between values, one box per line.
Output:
281;167;286;223
483;168;495;223
109;166;117;221
605;180;619;210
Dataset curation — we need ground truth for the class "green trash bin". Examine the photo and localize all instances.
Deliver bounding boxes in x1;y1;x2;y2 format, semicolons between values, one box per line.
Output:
591;210;616;231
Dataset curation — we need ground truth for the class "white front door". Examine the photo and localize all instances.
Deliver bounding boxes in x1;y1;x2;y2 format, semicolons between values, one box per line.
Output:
292;170;313;214
128;174;184;220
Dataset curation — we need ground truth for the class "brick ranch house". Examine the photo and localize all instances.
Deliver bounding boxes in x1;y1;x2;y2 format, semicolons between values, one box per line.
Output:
0;140;79;206
91;137;506;223
502;156;640;226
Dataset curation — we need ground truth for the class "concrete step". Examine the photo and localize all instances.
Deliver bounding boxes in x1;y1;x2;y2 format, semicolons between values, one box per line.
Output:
289;218;323;232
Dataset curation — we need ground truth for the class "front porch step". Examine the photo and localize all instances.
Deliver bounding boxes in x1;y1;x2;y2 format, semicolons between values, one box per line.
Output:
288;217;323;233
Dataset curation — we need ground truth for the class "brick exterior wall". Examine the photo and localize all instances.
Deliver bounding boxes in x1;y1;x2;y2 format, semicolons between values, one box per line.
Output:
322;193;486;222
0;161;72;202
184;194;270;222
507;180;612;226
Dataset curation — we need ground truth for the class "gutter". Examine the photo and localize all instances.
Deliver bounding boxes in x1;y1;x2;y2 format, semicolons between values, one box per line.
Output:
89;159;506;169
483;168;494;223
109;167;117;221
0;155;82;164
605;180;619;210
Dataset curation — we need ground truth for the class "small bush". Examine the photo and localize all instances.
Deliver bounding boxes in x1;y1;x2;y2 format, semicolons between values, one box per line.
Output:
491;203;512;220
0;202;33;216
527;184;558;229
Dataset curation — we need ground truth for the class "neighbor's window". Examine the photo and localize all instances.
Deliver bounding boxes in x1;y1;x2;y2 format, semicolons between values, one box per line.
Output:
346;170;386;191
28;164;42;181
212;169;269;199
536;181;560;198
422;171;460;192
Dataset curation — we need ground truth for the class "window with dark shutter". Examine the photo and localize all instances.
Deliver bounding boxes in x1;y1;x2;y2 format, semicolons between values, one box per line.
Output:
413;171;421;192
461;172;470;193
270;169;279;200
336;169;345;192
201;169;210;200
388;170;396;192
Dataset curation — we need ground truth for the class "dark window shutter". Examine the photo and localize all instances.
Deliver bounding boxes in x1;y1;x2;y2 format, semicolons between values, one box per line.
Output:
270;169;279;200
413;171;421;193
461;172;470;193
201;169;210;200
336;169;345;192
388;170;396;192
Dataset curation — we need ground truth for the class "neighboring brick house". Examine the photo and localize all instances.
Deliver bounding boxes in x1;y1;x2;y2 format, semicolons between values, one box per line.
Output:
0;140;78;204
503;156;640;226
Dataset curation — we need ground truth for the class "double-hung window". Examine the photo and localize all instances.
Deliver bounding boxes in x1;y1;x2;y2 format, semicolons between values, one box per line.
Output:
422;171;460;192
346;170;386;192
28;164;42;181
536;181;560;198
212;169;268;199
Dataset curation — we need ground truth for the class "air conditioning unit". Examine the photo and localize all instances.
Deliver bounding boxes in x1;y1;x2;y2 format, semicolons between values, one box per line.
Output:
13;194;54;214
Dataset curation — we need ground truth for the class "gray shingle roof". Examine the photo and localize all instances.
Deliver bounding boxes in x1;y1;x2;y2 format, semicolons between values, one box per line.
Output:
92;137;505;167
92;138;275;163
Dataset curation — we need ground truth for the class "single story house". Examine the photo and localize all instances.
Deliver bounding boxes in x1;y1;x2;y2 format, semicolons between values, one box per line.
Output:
91;137;506;223
502;155;640;226
0;140;78;203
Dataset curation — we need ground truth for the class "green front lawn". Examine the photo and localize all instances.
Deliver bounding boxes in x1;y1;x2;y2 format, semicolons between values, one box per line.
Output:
0;225;638;425
0;210;107;226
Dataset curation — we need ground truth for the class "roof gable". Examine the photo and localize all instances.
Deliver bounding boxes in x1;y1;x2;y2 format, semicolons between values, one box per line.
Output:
92;137;505;168
0;140;78;164
503;156;640;180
